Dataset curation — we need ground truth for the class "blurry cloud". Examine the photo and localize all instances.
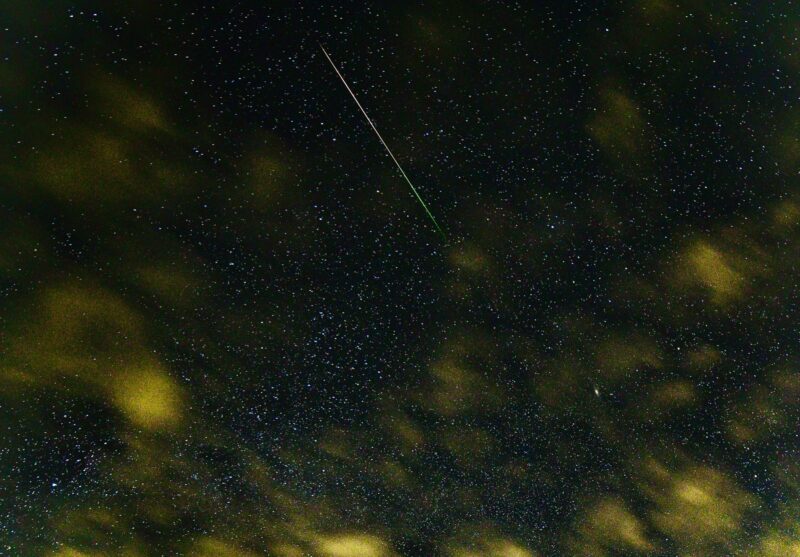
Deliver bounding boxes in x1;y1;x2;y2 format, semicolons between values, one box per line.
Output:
189;538;260;557
596;332;662;382
110;358;183;430
588;87;645;163
569;497;655;556
93;75;172;133
639;455;757;554
315;533;393;557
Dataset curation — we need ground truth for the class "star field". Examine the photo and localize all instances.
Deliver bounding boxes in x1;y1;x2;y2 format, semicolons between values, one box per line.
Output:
1;1;799;556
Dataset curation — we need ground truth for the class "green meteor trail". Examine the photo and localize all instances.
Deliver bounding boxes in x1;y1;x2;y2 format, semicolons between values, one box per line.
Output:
319;43;447;241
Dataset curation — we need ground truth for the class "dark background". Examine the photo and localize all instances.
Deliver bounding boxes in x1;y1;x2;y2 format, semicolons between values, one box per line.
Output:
1;1;799;555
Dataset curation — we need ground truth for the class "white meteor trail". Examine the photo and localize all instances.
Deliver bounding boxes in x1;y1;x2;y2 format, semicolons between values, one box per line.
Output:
319;43;446;240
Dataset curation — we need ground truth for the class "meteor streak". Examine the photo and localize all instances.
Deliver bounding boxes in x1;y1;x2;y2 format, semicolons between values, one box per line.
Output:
319;43;447;240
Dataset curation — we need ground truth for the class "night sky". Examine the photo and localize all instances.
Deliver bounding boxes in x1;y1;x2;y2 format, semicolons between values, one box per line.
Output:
2;1;800;556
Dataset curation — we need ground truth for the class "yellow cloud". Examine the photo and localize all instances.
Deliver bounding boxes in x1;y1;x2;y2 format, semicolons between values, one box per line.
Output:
685;241;743;303
51;548;97;557
449;536;537;557
134;263;198;308
570;497;654;556
190;537;259;557
596;333;662;381
426;358;502;416
34;129;132;201
319;428;356;461
650;380;698;410
588;88;644;158
772;198;800;229
95;75;170;133
316;534;391;557
726;368;799;444
640;457;756;553
2;282;144;388
270;543;305;557
110;359;183;430
384;413;425;453
758;531;800;557
685;344;722;372
380;460;414;489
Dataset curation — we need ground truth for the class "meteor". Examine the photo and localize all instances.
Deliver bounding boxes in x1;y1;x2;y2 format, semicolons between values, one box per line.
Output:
319;43;447;241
